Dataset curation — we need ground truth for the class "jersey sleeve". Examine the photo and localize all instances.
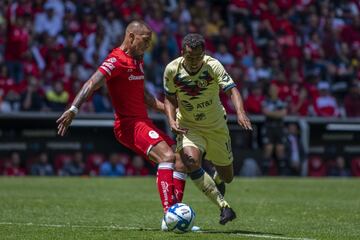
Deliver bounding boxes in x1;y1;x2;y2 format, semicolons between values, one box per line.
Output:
163;63;176;96
97;54;121;81
210;58;236;92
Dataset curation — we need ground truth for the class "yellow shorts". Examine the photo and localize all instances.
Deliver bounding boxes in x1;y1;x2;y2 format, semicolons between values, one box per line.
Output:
176;125;233;167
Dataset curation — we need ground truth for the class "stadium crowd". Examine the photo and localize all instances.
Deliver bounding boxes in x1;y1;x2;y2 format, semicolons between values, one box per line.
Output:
0;0;359;117
0;151;153;177
1;0;360;177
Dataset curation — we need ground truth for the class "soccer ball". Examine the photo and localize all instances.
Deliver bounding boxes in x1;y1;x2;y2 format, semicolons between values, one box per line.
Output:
164;203;196;233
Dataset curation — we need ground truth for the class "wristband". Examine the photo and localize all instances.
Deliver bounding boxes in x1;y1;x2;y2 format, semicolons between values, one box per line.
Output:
69;105;79;114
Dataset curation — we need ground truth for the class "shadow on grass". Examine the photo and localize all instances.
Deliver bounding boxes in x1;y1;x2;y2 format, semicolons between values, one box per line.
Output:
196;229;282;235
111;227;283;237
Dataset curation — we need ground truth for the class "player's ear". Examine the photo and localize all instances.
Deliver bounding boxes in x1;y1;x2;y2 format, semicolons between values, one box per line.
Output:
129;32;135;44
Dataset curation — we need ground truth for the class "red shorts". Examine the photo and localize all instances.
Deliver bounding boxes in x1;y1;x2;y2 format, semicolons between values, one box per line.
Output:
114;118;175;160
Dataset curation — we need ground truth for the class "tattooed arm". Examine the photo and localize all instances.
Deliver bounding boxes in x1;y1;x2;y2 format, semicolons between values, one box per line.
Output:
56;71;105;136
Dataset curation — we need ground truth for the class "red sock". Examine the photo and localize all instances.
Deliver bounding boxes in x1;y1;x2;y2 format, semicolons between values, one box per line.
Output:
173;171;187;203
157;162;175;212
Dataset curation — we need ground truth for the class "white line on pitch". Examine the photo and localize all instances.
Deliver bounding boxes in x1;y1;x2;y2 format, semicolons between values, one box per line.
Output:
0;222;156;231
0;222;316;240
232;233;315;240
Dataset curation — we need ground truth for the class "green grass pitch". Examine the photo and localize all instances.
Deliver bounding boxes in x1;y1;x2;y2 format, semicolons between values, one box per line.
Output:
0;177;359;240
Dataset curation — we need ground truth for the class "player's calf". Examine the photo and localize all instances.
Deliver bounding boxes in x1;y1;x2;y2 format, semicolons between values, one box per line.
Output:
212;171;226;196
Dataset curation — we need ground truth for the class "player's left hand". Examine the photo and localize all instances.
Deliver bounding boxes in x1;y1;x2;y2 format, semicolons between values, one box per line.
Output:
56;110;76;136
237;112;252;130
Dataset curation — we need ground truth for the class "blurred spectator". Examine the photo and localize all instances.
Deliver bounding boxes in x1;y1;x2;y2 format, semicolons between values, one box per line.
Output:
0;0;359;117
1;90;21;112
60;151;85;176
31;152;54;176
101;10;124;45
85;153;105;176
178;0;191;24
247;56;271;83
3;152;26;176
46;81;69;112
92;86;112;113
344;81;360;117
244;83;265;115
20;77;46;111
0;89;7;112
131;155;149;176
99;153;125;177
308;155;327;177
289;86;311;116
227;0;251;30
205;10;224;38
34;5;62;37
239;158;261;177
5;15;29;83
261;83;288;175
313;81;340;117
351;157;360;177
286;123;306;176
327;156;351;177
213;43;235;66
84;28;111;66
146;8;165;34
271;71;290;101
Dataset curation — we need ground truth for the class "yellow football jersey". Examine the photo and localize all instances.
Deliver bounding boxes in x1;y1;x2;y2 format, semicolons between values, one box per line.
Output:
163;55;236;128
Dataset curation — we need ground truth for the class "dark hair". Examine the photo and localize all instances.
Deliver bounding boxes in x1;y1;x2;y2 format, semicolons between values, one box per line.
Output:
182;33;205;51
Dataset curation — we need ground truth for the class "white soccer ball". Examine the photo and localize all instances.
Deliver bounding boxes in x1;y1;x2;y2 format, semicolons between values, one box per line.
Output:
164;203;196;233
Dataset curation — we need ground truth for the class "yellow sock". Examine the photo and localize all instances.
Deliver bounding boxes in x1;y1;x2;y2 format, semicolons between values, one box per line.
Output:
190;168;229;209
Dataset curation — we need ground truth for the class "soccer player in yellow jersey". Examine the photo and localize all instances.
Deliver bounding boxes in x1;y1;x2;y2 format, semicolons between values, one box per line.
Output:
163;33;252;225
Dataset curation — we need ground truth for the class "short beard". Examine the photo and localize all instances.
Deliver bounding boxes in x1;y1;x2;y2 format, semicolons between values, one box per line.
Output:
133;54;144;60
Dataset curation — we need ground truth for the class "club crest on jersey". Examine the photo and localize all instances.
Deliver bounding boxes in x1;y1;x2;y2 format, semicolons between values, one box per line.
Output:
197;79;208;88
107;57;117;63
222;73;231;82
149;130;159;139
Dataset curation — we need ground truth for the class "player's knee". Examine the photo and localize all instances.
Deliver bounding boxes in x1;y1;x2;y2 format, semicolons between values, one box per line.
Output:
223;175;233;183
160;151;176;163
182;156;201;171
174;157;187;173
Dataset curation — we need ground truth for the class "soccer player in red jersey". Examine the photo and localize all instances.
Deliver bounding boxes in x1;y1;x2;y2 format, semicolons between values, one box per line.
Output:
56;21;188;223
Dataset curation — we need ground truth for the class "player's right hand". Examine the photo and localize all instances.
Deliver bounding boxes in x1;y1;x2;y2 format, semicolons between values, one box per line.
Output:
56;110;76;136
170;120;188;135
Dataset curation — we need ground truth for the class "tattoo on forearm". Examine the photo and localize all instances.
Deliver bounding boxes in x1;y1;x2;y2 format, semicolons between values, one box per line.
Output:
72;71;104;108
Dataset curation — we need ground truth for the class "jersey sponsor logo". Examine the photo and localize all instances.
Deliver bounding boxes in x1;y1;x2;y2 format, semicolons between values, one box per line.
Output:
197;99;213;109
197;79;208;88
174;70;213;100
194;113;206;121
160;181;169;206
128;75;144;81
181;100;194;111
148;130;159;139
